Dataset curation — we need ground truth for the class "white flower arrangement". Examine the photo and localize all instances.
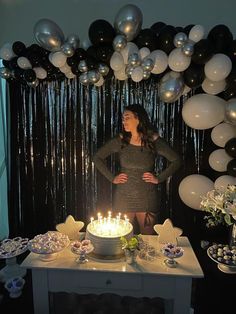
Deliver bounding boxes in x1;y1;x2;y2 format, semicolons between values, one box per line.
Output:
200;184;236;228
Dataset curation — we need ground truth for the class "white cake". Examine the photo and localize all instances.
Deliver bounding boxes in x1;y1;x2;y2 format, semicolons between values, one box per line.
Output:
85;219;133;258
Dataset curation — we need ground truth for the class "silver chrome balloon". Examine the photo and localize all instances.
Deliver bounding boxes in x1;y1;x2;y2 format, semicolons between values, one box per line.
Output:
61;42;75;57
143;70;151;80
182;40;194;57
33;18;65;52
174;32;188;48
79;72;89;85
88;70;101;84
159;71;184;103
78;60;88;73
128;53;140;66
98;63;110;76
125;65;135;77
67;34;80;49
114;4;143;41
113;34;127;51
0;67;11;79
142;58;154;71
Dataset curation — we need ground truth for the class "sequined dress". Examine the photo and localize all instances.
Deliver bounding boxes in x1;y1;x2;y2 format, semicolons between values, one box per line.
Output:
93;136;181;212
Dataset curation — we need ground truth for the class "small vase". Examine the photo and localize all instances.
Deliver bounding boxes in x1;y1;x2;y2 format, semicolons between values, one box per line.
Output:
124;249;138;265
229;220;236;247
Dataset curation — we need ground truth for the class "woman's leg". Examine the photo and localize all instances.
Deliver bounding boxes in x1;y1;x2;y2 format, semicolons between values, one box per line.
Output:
135;212;157;235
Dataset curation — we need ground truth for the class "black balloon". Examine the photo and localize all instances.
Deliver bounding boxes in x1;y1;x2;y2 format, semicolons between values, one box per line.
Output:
96;45;113;64
86;46;99;60
88;19;116;46
183;63;205;88
2;59;10;68
191;39;214;65
221;84;236;100
226;65;236;86
28;52;41;67
66;56;77;67
24;69;36;83
71;65;80;76
12;41;26;55
227;40;236;62
134;28;158;51
156;25;177;54
207;24;233;53
150;22;166;36
225;138;236;158
74;48;87;61
227;159;236;177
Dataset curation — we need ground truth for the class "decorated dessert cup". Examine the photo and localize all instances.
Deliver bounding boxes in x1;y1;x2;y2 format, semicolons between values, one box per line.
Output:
162;243;184;268
4;276;25;298
71;239;94;263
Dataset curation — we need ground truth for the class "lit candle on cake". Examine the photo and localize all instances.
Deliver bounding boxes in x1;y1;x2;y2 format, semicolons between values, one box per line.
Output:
88;212;132;237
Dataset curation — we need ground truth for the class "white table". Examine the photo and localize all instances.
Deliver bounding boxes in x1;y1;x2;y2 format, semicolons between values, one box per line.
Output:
21;235;204;314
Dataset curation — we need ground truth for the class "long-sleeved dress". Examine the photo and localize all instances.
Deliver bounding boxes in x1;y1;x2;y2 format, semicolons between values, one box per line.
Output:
93;135;181;213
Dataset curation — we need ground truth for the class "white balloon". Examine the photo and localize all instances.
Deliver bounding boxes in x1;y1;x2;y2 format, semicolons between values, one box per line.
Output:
50;51;67;68
114;66;128;81
139;47;150;60
208;149;233;172
168;48;191;72
182;94;226;130
33;67;47;79
0;43;16;60
149;50;168;74
204;54;232;82
189;25;205;43
131;66;143;82
59;64;71;74
178;174;214;210
120;42;139;64
17;57;32;69
65;71;75;79
214;175;236;192
211;122;236;147
202;78;226;95
110;51;125;71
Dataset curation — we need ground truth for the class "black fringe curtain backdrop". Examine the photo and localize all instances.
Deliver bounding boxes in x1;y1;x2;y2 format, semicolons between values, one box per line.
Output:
8;77;227;243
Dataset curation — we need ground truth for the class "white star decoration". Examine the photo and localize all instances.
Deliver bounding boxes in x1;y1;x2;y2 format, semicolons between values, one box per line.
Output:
56;215;84;240
153;218;183;245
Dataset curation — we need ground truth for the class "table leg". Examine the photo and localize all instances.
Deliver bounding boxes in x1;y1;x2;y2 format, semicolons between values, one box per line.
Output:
32;269;49;314
172;278;192;314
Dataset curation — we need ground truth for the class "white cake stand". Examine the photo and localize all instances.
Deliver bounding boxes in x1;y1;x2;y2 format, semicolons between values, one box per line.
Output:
0;237;29;283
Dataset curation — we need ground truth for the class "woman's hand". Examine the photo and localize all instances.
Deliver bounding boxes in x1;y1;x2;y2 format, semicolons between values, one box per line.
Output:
142;172;159;184
113;173;128;184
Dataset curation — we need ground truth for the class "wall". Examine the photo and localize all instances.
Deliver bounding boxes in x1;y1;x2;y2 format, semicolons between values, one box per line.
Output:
0;0;235;47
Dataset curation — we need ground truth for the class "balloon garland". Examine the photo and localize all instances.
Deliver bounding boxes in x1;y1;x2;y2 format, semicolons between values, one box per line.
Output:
1;4;236;212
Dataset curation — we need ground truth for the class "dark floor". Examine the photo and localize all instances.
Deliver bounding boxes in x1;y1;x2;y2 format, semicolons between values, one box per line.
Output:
0;244;235;314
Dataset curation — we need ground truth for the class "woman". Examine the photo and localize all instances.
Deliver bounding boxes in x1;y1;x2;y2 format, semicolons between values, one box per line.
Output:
93;104;182;234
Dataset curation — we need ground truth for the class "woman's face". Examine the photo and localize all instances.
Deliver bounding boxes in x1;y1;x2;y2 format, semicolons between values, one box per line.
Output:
122;110;139;132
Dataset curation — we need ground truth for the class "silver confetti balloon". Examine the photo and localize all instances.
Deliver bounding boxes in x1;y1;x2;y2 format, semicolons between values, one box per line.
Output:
79;72;89;85
225;100;236;125
114;4;143;41
78;60;88;73
128;53;140;66
33;18;65;52
98;63;110;76
159;71;184;103
67;34;80;49
182;40;194;57
174;32;188;48
0;67;11;79
61;42;75;57
113;34;127;51
88;70;101;84
142;58;154;71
